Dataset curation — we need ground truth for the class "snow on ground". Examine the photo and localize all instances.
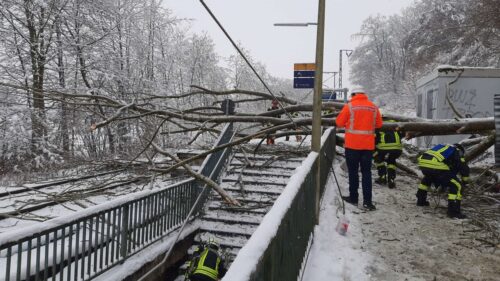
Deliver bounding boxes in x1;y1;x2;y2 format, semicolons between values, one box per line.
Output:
303;160;500;281
302;162;373;281
1;135;498;280
0;171;180;234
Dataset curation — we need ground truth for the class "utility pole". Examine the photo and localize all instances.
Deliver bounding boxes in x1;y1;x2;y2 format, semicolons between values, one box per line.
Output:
274;1;326;225
312;0;326;225
338;49;352;89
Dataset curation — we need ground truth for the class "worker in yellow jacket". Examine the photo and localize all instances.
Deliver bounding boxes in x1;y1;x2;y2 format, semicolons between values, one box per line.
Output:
185;240;226;281
374;120;403;189
416;143;470;219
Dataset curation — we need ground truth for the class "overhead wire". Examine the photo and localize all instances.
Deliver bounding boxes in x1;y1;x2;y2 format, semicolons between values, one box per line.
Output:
198;0;332;150
197;5;349;276
197;0;352;155
198;0;298;128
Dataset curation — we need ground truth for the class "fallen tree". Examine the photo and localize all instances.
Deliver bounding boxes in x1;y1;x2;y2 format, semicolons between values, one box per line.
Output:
1;82;497;208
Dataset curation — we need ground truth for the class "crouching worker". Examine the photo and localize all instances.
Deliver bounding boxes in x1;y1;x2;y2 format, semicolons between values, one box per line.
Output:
185;240;226;281
416;143;470;219
374;119;403;188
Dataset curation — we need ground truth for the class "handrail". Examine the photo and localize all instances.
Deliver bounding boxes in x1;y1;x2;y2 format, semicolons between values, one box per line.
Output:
223;127;336;281
0;123;234;281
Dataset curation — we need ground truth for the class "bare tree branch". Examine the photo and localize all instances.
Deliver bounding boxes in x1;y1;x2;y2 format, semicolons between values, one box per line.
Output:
151;143;240;206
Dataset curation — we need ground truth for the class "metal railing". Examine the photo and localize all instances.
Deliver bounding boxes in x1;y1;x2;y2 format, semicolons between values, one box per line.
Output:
0;123;234;281
195;123;234;214
223;127;336;281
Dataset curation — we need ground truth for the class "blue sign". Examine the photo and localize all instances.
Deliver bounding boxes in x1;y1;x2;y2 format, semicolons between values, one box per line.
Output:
294;77;315;88
294;70;315;78
293;63;315;89
322;91;337;101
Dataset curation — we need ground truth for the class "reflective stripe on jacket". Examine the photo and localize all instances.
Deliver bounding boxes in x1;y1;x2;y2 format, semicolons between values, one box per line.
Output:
376;121;402;150
335;93;383;150
192;248;221;280
418;144;470;177
418;144;454;170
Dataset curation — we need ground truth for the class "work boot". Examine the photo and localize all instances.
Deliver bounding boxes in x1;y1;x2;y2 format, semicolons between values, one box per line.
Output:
341;196;358;206
447;200;466;219
363;202;376;211
416;189;430;206
388;179;396;189
375;176;387;185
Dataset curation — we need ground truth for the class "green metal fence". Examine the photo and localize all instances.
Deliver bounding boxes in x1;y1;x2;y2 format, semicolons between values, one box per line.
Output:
0;123;234;281
223;127;336;281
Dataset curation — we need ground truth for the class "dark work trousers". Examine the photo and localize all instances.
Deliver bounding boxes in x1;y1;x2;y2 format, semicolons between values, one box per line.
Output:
420;168;462;200
374;149;402;180
345;148;374;204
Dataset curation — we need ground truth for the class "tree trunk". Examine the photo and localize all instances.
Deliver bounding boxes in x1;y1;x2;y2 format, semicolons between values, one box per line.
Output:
116;13;128;153
25;0;47;154
56;15;69;158
76;44;115;155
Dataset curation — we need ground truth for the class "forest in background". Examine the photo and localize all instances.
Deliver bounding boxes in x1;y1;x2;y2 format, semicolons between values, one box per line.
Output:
0;0;293;173
350;0;500;112
0;0;498;173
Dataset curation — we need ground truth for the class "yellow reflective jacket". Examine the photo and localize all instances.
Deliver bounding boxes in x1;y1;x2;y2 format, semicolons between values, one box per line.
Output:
418;144;469;177
189;247;225;280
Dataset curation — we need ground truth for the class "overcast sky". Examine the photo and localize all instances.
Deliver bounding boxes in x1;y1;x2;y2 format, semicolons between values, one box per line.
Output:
163;0;416;88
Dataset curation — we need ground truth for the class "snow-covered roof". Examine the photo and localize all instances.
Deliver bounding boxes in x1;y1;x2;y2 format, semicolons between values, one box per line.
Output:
417;65;500;87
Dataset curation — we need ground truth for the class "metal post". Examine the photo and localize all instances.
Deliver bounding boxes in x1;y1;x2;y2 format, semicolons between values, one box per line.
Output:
339;49;352;90
332;72;337;89
312;0;326;225
120;205;129;258
338;50;343;89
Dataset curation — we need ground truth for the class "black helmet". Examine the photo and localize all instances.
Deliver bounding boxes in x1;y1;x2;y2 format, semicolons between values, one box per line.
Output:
453;143;465;155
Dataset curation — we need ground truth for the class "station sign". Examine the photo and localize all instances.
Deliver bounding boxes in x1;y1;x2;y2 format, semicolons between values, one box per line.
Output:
293;77;315;88
293;63;315;89
294;63;316;71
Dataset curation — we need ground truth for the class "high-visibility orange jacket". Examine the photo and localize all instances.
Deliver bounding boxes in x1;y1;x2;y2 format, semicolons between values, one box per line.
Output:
335;93;383;150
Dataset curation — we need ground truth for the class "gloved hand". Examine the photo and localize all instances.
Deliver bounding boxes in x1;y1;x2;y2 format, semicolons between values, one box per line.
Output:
462;176;470;184
462;176;470;188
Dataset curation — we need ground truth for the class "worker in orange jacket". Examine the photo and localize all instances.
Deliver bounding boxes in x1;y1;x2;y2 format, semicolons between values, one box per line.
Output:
335;88;383;211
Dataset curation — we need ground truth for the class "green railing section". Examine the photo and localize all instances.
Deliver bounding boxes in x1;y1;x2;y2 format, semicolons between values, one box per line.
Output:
223;127;336;281
0;123;234;281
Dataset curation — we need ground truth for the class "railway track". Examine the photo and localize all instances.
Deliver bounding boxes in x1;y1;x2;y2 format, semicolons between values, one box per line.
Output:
0;169;126;199
0;176;151;221
0;163;185;223
0;141;307;281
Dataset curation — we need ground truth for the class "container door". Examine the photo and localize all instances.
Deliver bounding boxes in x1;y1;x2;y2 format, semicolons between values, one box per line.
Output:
425;90;435;146
417;94;422;117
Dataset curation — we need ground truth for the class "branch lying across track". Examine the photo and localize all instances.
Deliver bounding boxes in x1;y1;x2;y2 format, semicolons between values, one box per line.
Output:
151;143;240;206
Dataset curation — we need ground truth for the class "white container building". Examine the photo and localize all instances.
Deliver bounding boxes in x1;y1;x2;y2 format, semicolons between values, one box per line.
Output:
415;65;500;147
